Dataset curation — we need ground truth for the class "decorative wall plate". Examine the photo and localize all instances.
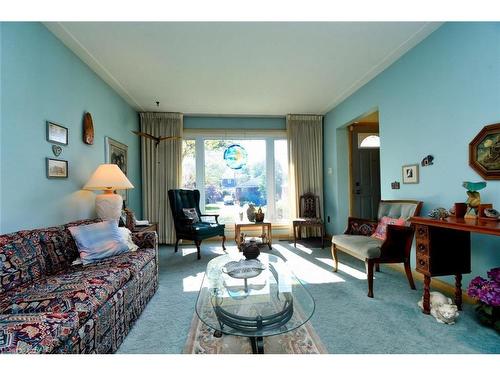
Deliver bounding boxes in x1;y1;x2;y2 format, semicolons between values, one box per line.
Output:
469;123;500;180
83;112;94;145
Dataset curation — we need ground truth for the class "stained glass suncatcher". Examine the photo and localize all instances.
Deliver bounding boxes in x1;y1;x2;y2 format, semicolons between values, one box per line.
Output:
224;144;248;170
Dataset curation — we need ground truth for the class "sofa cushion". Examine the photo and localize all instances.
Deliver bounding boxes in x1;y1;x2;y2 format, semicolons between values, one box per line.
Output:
0;266;131;321
332;234;384;259
37;225;79;275
0;312;79;354
35;219;101;275
70;248;156;276
181;222;225;236
378;201;420;221
0;231;44;294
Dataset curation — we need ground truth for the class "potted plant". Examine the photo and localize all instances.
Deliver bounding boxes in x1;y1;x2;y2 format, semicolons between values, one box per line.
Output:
467;267;500;332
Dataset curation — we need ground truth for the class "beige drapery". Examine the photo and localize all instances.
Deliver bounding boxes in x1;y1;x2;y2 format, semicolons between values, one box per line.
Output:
287;114;324;237
140;112;183;244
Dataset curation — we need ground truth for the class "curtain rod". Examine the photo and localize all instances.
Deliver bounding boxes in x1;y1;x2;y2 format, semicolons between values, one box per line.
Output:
184;113;285;119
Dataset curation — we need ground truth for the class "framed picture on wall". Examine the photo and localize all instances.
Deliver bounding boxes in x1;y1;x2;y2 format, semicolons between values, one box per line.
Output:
46;121;68;145
105;136;128;202
46;158;68;179
402;164;419;184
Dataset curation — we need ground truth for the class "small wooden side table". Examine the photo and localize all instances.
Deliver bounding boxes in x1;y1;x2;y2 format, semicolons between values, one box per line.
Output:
235;221;272;250
131;222;158;233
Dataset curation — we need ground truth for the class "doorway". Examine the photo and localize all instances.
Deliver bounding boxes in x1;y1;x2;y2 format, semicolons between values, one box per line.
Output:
349;111;381;220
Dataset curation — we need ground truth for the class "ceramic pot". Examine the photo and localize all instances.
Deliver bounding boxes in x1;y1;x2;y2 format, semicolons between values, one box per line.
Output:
246;204;256;222
255;207;264;222
475;303;500;333
241;241;260;260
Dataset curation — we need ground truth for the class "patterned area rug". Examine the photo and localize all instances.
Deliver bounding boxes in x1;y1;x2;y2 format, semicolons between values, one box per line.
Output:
183;308;327;354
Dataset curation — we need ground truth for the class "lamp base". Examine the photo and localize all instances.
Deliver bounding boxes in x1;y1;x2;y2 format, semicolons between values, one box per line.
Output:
95;193;123;221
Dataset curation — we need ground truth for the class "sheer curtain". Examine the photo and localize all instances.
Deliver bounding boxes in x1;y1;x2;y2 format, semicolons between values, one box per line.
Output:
287;114;324;236
140;112;183;244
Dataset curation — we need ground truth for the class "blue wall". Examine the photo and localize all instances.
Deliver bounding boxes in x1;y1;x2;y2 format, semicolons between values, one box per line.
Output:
0;22;142;233
184;115;285;130
324;22;500;286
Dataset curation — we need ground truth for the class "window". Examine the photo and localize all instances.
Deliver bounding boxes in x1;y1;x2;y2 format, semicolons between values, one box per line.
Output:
181;133;289;224
358;133;380;148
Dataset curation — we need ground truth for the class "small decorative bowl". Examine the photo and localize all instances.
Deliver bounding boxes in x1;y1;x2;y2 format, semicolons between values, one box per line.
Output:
484;208;500;219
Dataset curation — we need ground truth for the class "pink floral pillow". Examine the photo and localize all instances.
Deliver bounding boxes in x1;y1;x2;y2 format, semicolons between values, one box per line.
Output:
371;216;407;241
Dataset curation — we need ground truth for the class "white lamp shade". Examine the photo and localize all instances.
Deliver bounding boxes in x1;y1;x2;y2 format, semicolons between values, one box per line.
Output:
83;164;134;191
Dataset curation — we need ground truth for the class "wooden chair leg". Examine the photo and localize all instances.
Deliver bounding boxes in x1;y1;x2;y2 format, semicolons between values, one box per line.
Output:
375;263;380;272
404;260;416;290
293;224;297;247
175;238;180;253
195;241;201;260
221;235;226;250
366;259;374;298
321;226;324;249
331;244;338;272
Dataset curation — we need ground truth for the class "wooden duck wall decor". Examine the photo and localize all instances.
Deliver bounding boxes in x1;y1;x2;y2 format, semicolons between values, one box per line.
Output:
83;112;94;145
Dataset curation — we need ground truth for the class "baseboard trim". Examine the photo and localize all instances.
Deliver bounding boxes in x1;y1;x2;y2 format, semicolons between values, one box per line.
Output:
385;263;475;305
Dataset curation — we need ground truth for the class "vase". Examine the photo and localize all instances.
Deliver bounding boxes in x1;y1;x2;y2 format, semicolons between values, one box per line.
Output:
475;302;500;332
255;207;265;222
246;204;256;222
241;240;260;260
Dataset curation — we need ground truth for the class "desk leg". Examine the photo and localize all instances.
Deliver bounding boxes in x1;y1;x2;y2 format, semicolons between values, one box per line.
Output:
235;226;240;250
423;275;431;315
268;224;272;249
455;274;463;311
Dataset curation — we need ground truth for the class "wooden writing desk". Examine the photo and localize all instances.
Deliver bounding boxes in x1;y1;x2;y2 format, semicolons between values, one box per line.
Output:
409;216;500;314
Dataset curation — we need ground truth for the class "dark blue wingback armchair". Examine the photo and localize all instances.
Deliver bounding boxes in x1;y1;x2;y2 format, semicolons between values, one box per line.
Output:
168;189;226;260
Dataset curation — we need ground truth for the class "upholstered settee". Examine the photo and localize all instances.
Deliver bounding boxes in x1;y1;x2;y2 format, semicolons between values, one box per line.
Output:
0;219;158;354
331;200;423;298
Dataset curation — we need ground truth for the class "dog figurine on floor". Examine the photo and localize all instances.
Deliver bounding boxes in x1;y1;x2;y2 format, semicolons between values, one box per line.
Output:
418;291;459;324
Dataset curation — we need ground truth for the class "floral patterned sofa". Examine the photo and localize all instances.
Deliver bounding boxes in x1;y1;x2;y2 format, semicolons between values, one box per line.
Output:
0;219;158;354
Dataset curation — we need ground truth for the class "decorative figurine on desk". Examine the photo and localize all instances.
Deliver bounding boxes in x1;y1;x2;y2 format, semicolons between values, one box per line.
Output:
484;208;500;219
462;181;487;218
428;208;450;220
418;291;459;325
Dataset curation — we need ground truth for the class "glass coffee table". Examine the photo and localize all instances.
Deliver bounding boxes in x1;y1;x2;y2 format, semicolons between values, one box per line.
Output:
195;253;315;354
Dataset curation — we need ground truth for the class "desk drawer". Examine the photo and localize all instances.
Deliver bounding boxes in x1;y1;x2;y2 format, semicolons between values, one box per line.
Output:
415;241;429;256
415;225;429;241
416;255;429;273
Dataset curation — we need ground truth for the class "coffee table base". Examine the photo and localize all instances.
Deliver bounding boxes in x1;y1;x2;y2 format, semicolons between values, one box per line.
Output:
249;336;264;354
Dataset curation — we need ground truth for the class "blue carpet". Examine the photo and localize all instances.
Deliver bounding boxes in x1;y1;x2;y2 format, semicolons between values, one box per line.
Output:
117;241;499;354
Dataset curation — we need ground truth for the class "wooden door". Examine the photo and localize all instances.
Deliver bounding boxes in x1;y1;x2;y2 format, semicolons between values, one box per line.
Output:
350;124;381;220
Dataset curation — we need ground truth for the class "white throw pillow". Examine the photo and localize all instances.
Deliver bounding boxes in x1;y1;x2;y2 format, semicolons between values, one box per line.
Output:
68;220;129;265
118;227;139;252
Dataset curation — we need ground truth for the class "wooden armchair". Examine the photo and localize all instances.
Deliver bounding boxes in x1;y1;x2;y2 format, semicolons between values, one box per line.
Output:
331;200;423;298
168;189;226;260
293;193;325;248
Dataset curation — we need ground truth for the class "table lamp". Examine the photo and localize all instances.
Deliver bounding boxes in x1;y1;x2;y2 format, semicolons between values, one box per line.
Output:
83;164;134;220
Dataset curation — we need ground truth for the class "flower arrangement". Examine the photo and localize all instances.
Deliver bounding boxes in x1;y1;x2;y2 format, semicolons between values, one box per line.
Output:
467;267;500;332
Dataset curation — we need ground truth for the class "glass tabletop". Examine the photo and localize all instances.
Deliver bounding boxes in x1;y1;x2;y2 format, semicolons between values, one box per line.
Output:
195;253;315;338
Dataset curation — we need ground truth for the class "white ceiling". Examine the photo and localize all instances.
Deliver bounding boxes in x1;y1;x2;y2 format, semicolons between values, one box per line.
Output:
45;22;441;115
